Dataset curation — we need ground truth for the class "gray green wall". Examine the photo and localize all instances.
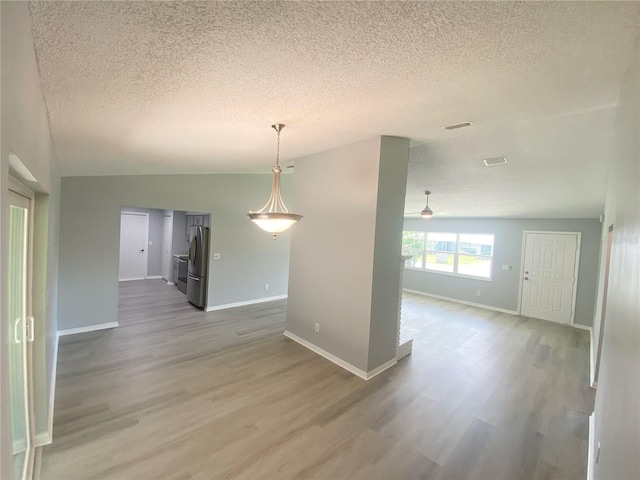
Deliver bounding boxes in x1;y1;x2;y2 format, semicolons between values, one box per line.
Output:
402;217;601;327
593;39;639;480
58;174;292;330
286;136;409;374
368;137;410;370
1;2;61;474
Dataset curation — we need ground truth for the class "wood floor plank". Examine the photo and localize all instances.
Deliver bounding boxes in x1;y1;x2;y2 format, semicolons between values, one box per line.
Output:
40;281;591;479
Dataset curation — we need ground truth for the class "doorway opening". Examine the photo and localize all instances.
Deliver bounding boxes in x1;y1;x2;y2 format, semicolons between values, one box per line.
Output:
118;211;149;281
117;206;211;310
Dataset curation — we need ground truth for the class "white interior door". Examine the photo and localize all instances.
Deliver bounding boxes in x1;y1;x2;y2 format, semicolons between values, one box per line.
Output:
7;188;33;480
119;212;148;281
161;215;173;282
520;232;580;325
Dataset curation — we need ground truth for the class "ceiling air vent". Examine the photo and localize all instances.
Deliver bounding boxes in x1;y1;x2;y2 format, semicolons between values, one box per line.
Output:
443;121;473;130
483;156;508;167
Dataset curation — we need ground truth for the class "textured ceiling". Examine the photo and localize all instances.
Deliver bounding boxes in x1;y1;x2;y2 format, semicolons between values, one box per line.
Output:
29;1;639;217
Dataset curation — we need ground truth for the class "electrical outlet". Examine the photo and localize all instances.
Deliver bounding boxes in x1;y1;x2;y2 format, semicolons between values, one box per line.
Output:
264;283;269;290
148;241;153;246
314;323;320;333
476;291;481;297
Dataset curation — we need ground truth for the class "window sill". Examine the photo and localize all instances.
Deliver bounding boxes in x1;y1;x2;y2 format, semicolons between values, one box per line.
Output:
404;266;493;282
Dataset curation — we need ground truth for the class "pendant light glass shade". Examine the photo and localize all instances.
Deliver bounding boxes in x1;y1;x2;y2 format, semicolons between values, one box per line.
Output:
421;190;433;218
248;124;303;239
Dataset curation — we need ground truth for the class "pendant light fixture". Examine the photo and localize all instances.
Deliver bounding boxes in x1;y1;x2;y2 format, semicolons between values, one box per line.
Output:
421;190;433;218
248;124;303;239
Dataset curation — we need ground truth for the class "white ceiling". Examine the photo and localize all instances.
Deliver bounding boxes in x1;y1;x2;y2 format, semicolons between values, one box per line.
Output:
29;1;639;217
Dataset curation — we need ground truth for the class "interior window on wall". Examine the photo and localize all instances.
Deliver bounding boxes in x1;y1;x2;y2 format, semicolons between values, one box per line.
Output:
457;234;494;279
401;231;426;268
402;231;495;280
425;232;456;273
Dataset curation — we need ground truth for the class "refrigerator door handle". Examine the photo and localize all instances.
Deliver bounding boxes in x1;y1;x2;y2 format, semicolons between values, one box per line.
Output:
194;233;198;266
188;274;200;282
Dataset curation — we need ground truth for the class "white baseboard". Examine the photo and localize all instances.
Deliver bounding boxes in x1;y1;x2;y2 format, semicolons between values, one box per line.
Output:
118;277;145;282
58;322;119;336
573;323;592;331
587;413;595;480
34;332;59;448
166;281;175;286
573;325;597;387
205;295;288;312
283;330;397;380
366;358;398;380
34;431;52;447
403;289;519;315
146;275;162;280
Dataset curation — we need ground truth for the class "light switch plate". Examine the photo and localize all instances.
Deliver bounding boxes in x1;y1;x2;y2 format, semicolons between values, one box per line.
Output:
213;253;221;260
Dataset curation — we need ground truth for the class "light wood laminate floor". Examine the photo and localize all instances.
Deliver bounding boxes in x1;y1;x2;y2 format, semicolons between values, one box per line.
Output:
41;280;593;479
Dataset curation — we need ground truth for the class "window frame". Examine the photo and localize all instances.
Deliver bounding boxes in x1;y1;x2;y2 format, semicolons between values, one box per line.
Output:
402;231;495;281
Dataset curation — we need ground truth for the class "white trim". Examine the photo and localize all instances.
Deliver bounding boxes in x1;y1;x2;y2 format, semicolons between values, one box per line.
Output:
283;330;397;380
518;231;582;326
587;414;595;480
404;266;493;282
403;288;519;315
118;277;146;282
33;332;59;447
166;281;175;286
33;432;52;448
572;324;597;387
365;358;398;380
58;322;119;336
205;295;287;312
573;323;592;331
146;275;162;280
9;152;38;183
9;174;36;199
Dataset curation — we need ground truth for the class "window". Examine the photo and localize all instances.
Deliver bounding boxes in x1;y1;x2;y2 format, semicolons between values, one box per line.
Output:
402;231;494;279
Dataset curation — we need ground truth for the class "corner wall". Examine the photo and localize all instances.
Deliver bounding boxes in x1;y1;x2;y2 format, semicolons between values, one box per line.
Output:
286;136;409;374
592;39;639;480
120;206;165;277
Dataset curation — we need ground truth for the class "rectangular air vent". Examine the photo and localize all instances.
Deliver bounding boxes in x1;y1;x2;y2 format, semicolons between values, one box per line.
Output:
483;156;508;166
443;121;473;130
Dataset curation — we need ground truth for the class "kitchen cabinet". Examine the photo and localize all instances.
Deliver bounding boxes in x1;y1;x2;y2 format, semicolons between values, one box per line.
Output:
186;214;210;241
172;257;179;286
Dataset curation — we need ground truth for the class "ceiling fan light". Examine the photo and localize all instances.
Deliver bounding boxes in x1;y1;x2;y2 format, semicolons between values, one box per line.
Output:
421;190;433;219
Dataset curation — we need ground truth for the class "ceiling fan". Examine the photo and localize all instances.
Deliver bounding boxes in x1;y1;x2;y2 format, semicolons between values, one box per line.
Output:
404;190;434;218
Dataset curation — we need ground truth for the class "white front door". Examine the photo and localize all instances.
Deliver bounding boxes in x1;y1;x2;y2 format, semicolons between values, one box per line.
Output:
119;212;148;281
520;232;580;325
161;214;173;282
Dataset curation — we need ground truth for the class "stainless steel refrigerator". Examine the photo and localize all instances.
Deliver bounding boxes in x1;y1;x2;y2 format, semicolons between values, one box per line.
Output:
186;226;209;308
